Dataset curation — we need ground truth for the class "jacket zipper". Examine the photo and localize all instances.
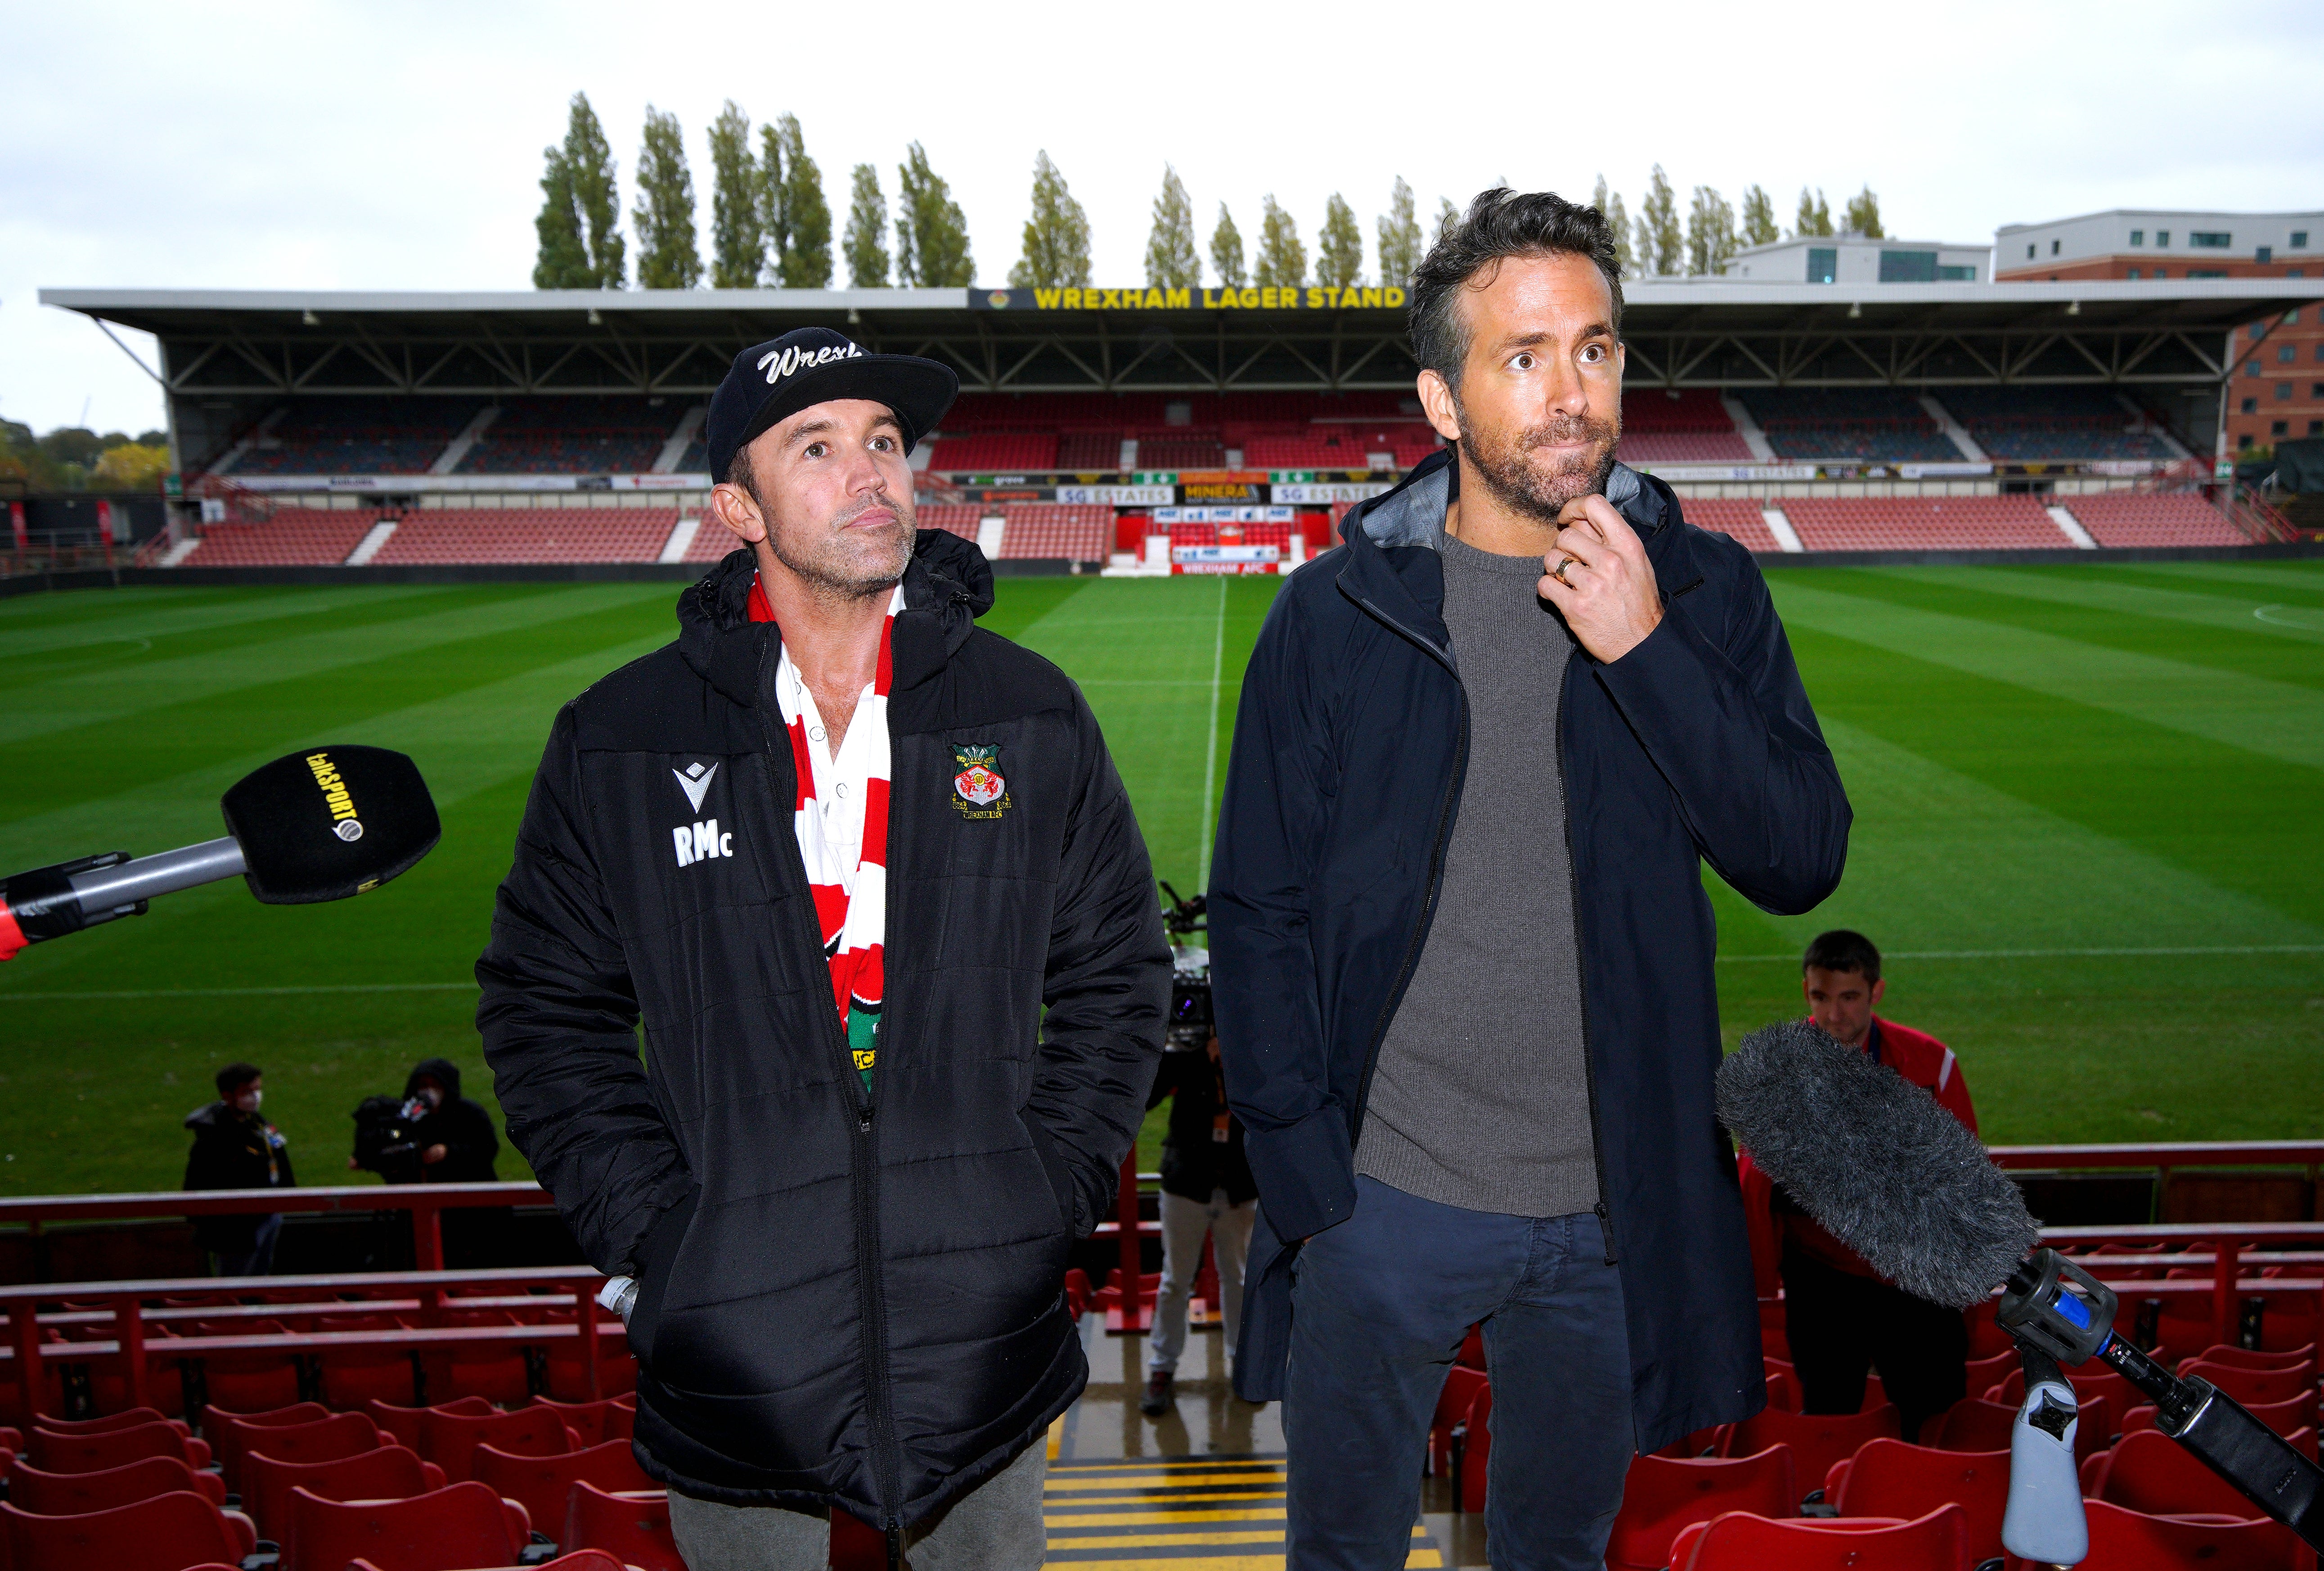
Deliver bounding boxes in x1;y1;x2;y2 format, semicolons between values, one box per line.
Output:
1555;655;1620;1266
757;701;908;1560
1347;599;1467;1149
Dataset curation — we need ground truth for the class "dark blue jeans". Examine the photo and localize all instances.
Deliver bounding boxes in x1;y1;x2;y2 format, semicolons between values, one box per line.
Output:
1285;1177;1633;1571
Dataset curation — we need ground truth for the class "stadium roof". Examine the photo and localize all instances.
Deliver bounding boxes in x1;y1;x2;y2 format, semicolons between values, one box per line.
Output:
41;279;2324;396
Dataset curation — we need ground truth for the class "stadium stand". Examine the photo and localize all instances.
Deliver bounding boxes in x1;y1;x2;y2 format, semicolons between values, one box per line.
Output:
922;431;1058;473
457;397;681;475
2061;490;2249;547
1739;389;1963;463
1618;390;1755;464
1682;498;1783;553
181;508;383;566
230;397;481;476
913;503;985;541
1939;386;2182;461
1781;495;2072;551
1055;430;1124;469
371;508;677;565
1134;431;1226;470
998;503;1111;561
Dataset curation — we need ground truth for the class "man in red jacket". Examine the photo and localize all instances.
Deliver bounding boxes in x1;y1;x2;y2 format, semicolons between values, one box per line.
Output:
1742;930;1977;1442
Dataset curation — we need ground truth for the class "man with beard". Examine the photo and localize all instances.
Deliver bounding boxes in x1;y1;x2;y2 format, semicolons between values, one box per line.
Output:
479;327;1168;1568
1207;190;1851;1568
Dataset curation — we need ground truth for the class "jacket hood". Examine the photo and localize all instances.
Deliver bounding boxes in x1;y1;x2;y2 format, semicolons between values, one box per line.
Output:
405;1057;463;1102
184;1101;231;1131
676;531;994;709
1341;446;1663;552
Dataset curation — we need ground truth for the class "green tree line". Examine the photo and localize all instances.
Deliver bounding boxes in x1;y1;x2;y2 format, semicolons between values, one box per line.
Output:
533;99;1889;293
0;419;170;493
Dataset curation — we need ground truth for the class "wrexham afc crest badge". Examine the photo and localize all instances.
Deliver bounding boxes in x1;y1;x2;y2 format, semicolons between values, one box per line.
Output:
951;743;1010;819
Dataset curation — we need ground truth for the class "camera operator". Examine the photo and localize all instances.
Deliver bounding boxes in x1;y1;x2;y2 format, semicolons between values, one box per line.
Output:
1140;1031;1258;1417
349;1057;504;1265
183;1062;296;1276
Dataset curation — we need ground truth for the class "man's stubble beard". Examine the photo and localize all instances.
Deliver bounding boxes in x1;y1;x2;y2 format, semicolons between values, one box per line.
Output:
761;490;917;602
1455;397;1620;523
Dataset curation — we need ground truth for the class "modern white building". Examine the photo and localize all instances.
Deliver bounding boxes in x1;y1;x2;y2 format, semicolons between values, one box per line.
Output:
1722;234;1991;284
1996;210;2322;277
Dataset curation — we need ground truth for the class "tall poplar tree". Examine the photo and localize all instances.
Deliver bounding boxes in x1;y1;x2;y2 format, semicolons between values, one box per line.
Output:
1145;166;1200;289
707;101;762;289
533;147;590;288
1686;185;1737;275
1210;204;1247;288
1316;194;1363;289
1008;151;1093;288
1254;195;1307;289
1636;165;1681;276
632;106;701;288
1739;185;1779;248
1376;176;1421;285
895;143;974;287
757;115;832;288
1794;187;1834;239
843;163;890;287
540;92;622;288
1593;175;1634;279
1843;185;1884;238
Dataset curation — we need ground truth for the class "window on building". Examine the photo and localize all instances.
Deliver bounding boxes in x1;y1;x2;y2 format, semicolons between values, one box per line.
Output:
2126;268;2140;280
1937;264;1976;280
1807;248;1837;284
2242;396;2259;413
1879;250;1938;283
2284;346;2300;362
2150;268;2167;279
2050;239;2061;255
2311;420;2323;436
2189;269;2228;279
2157;230;2171;246
2293;268;2307;278
2253;324;2269;339
2292;310;2303;323
2190;231;2231;248
2293;231;2310;248
2238;432;2254;449
2129;230;2144;245
2274;420;2290;436
2279;383;2295;401
2025;243;2036;259
2257;246;2274;264
2247;360;2262;376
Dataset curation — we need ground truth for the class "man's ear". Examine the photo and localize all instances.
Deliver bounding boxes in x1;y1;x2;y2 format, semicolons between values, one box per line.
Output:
709;479;768;545
1870;977;1886;1009
1416;369;1462;446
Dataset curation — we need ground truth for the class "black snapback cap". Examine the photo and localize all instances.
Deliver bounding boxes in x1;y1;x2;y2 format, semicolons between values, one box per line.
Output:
704;326;959;482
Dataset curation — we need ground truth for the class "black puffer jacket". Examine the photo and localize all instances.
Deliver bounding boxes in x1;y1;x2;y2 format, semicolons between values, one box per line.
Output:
402;1058;500;1183
477;533;1169;1530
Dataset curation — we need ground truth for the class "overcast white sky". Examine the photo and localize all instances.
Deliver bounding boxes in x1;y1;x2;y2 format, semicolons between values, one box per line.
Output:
5;0;2320;437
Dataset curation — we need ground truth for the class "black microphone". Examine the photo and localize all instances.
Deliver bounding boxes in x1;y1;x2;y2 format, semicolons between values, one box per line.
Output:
0;746;440;960
1718;1018;2324;1555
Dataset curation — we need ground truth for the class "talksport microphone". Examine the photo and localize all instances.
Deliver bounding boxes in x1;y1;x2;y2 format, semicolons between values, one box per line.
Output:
1717;1018;2324;1555
0;746;440;960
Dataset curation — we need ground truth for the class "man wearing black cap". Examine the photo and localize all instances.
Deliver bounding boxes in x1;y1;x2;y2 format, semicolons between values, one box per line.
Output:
480;327;1170;1568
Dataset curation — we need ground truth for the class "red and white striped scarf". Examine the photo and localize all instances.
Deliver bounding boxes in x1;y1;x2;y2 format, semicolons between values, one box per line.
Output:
749;577;899;1091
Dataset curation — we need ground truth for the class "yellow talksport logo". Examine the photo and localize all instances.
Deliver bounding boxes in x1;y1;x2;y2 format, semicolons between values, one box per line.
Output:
305;752;365;842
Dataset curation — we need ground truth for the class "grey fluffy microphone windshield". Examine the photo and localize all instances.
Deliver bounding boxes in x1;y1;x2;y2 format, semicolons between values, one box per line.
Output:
1715;1018;2040;1309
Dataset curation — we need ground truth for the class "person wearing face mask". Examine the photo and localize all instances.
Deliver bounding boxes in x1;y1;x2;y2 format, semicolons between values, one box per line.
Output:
184;1062;296;1277
349;1058;505;1265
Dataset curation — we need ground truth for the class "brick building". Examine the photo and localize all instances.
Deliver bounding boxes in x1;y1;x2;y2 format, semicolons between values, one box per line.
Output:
1995;210;2324;457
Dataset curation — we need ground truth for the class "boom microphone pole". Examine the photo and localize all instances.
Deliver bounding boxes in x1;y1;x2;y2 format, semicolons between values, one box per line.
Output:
1717;1019;2324;1560
0;746;440;960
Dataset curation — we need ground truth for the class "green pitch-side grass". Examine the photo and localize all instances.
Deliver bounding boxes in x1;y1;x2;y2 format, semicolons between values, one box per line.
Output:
0;563;2319;1197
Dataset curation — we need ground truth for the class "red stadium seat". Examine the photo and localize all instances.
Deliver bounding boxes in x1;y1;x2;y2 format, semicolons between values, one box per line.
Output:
562;1480;681;1571
1605;1447;1796;1571
1671;1504;1966;1571
2009;1497;2313;1571
2185;1343;2316;1372
527;1395;635;1449
213;1409;384;1492
1683;500;1781;553
474;1438;656;1544
243;1445;444;1560
1987;1359;2141;1416
368;1395;492;1451
1827;1439;2010;1565
2177;1359;2317;1413
1782;494;2072;552
2086;1427;2272;1518
2124;1391;2318;1447
1456;1384;1493;1513
1962;1347;2018;1398
418;1404;576;1483
7;1453;226;1514
25;1419;210;1475
1715;1404;1901;1503
289;1480;528;1571
31;1406;188;1438
2060;491;2248;548
1762;1363;1798;1414
186;1316;304;1414
1;1490;257;1571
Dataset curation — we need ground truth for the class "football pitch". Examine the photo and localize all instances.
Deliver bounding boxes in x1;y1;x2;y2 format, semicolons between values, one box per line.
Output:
2;560;2321;1197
